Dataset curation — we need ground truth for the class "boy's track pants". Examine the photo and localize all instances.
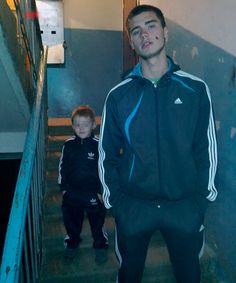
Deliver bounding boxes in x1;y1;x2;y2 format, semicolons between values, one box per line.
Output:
114;196;205;283
62;193;108;249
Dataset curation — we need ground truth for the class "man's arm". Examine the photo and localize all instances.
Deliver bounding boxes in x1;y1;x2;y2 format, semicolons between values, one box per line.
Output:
193;83;218;211
58;143;70;192
98;93;124;210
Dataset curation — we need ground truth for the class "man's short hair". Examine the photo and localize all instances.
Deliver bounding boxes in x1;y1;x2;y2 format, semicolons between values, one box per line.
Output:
71;105;96;124
126;4;166;32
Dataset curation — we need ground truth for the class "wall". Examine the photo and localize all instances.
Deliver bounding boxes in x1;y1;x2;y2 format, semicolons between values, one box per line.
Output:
0;0;30;156
142;0;236;281
47;0;123;117
47;0;236;280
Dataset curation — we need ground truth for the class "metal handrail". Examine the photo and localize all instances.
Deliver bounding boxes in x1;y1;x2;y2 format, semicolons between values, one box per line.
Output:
0;46;48;283
13;0;43;82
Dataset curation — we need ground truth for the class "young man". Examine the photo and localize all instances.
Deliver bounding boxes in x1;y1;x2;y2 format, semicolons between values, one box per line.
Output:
98;5;217;283
58;105;108;262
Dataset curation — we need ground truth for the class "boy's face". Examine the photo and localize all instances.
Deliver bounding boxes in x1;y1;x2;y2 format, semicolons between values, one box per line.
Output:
72;115;96;139
128;11;168;60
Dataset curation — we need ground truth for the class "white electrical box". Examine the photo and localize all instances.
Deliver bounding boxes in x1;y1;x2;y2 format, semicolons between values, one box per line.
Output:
36;0;64;64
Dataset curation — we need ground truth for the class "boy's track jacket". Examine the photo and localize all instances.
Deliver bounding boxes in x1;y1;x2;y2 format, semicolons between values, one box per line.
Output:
58;134;101;197
98;57;217;214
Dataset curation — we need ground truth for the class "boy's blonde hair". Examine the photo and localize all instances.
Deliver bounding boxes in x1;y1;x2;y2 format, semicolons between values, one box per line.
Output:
71;105;96;124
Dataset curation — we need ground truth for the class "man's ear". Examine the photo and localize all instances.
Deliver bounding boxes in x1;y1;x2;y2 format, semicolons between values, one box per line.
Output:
128;34;135;50
164;27;168;43
130;39;135;50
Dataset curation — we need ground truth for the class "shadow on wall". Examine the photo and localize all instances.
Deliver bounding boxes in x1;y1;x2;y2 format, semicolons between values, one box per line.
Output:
166;19;236;282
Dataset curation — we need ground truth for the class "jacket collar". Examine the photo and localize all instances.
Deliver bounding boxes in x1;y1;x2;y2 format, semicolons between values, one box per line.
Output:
74;133;94;143
125;56;180;80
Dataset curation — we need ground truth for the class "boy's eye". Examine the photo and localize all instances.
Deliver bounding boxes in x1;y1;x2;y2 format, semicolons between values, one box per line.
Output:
74;124;89;128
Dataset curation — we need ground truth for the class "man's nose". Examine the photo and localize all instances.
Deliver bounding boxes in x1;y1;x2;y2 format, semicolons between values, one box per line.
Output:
140;27;149;38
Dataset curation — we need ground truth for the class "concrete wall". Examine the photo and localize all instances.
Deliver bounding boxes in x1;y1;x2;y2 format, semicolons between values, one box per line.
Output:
47;0;123;117
144;1;236;281
47;0;236;280
141;0;236;57
0;0;30;156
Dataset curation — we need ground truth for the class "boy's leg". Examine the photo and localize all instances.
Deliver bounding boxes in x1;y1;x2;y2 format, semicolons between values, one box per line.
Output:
86;202;108;249
62;195;84;249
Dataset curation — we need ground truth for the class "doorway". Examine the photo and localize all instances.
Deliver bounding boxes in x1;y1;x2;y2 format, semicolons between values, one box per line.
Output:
123;0;138;74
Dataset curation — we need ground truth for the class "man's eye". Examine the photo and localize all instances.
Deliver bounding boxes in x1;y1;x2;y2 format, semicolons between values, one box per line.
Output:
148;24;156;29
132;30;139;36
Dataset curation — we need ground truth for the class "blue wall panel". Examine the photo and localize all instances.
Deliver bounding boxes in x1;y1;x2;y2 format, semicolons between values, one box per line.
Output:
48;28;122;117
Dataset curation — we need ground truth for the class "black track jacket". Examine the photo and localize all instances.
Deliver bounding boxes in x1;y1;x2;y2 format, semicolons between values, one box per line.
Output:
58;134;101;197
98;57;217;213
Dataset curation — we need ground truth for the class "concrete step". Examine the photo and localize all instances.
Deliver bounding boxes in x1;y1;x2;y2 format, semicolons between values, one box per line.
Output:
47;151;61;171
40;120;222;283
48;117;101;137
48;135;70;152
41;204;219;282
48;118;74;136
40;234;175;283
42;214;115;249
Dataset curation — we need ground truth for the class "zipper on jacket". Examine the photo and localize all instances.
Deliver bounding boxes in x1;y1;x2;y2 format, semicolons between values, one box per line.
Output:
128;154;135;181
154;84;162;196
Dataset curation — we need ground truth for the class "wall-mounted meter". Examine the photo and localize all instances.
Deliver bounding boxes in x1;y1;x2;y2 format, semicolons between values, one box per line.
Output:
36;0;64;64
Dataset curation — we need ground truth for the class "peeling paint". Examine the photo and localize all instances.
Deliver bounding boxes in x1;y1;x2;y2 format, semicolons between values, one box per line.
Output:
230;127;236;139
172;50;178;64
191;47;199;59
218;57;225;63
215;120;220;131
229;65;236;88
6;265;10;274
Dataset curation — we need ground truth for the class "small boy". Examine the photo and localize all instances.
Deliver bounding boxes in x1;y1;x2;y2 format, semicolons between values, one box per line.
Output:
58;105;108;262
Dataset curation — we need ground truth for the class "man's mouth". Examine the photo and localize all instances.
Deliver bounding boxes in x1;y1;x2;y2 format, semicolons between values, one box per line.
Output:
141;41;152;49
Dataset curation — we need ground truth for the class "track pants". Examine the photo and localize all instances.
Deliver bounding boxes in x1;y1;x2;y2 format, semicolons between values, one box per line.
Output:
114;197;205;283
62;192;108;249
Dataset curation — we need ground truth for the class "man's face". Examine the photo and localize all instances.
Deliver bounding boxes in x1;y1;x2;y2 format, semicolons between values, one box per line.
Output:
72;115;95;139
128;11;168;60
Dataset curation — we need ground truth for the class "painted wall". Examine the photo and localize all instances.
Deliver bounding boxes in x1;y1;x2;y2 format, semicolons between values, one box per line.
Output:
141;0;236;57
47;0;123;117
142;1;236;281
47;0;236;280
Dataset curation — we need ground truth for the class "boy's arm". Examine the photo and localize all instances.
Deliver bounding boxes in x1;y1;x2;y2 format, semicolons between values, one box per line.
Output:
193;83;218;212
58;143;70;192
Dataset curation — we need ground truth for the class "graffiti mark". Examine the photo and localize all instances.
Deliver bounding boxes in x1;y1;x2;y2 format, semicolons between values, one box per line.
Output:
191;47;199;59
172;50;178;64
218;57;225;63
230;127;236;139
25;11;38;20
230;65;236;88
215;120;220;131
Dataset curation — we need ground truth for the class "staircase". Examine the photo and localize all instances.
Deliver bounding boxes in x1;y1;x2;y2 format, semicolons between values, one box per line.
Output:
39;118;221;283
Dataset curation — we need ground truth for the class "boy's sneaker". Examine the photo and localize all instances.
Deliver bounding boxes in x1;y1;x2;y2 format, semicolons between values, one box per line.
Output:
64;247;77;259
95;248;108;263
63;235;79;259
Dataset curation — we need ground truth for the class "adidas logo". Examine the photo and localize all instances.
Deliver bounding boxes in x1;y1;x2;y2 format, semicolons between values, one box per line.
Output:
88;152;95;160
90;198;98;205
174;98;183;105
